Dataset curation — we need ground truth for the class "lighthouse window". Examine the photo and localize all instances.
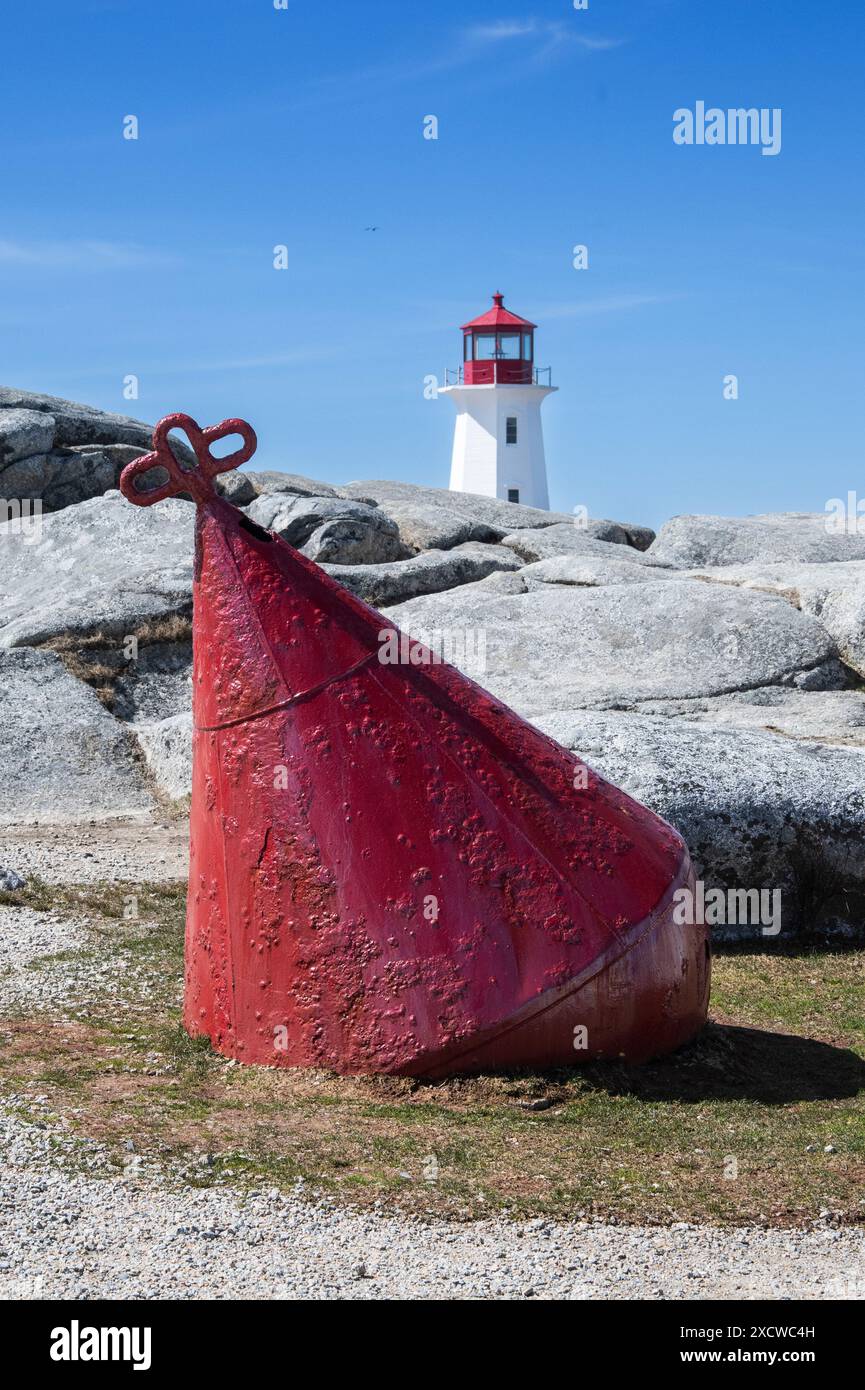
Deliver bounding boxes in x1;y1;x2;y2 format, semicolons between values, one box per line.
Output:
506;417;518;445
498;334;522;360
475;334;497;359
464;334;473;361
507;488;520;503
522;332;533;359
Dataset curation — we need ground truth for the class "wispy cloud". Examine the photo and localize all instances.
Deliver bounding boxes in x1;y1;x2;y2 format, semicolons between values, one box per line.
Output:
0;239;177;270
296;15;624;107
464;19;625;56
467;22;539;42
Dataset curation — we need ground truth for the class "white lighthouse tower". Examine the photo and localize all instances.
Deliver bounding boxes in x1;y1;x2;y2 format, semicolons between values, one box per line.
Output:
441;292;556;510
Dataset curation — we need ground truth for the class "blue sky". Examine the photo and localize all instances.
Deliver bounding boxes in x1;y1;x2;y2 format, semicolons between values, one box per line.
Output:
2;0;863;526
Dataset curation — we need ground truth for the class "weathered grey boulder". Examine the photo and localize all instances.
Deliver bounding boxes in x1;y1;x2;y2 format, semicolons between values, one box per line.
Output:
683;561;865;679
213;471;257;506
1;448;118;511
383;501;502;553
544;518;655;549
301;517;404;565
0;867;27;891
134;712;193;802
649;512;865;568
0;649;154;823
535;708;865;937
71;442;144;472
636;688;865;747
0;408;55;466
550;517;655;549
338;478;573;529
338;479;653;548
474;570;535;595
0;491;193;647
379;497;655;556
323;543;522;607
216;469;338;506
500;524;665;565
112;640;193;723
444;552;673;598
387;579;843;718
600;520;655;552
246;494;405;564
0;386;155;450
519;553;675;588
0;388;201;511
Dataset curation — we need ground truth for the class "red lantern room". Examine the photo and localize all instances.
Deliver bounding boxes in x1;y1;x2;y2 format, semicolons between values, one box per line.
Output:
461;291;537;385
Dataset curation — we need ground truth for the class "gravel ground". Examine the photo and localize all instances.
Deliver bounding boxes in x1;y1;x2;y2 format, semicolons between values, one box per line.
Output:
0;820;187;886
0;905;93;1011
0;903;166;1013
1;825;863;1302
0;1109;863;1301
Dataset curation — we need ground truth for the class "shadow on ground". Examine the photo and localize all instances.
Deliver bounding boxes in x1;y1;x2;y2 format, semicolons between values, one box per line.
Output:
572;1022;865;1106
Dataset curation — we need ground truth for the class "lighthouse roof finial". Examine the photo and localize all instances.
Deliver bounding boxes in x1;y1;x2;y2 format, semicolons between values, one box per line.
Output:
493;290;504;307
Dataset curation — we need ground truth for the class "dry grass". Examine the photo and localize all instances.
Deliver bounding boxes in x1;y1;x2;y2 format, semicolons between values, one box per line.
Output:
0;878;863;1225
40;615;192;708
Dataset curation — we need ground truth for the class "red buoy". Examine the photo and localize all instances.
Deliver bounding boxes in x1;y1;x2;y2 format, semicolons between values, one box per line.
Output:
120;414;709;1076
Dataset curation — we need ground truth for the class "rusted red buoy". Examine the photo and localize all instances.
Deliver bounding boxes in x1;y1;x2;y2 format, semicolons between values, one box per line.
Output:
120;415;709;1075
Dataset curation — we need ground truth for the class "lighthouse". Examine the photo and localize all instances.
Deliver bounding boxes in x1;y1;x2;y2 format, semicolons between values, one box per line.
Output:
441;292;556;510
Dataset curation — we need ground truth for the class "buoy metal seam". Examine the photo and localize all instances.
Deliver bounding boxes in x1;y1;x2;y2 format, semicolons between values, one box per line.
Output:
193;652;378;732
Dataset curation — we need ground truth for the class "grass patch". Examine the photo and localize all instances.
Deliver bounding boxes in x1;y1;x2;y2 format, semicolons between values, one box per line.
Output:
0;882;863;1225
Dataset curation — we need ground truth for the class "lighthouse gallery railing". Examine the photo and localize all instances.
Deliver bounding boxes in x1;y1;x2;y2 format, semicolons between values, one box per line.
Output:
444;364;553;387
